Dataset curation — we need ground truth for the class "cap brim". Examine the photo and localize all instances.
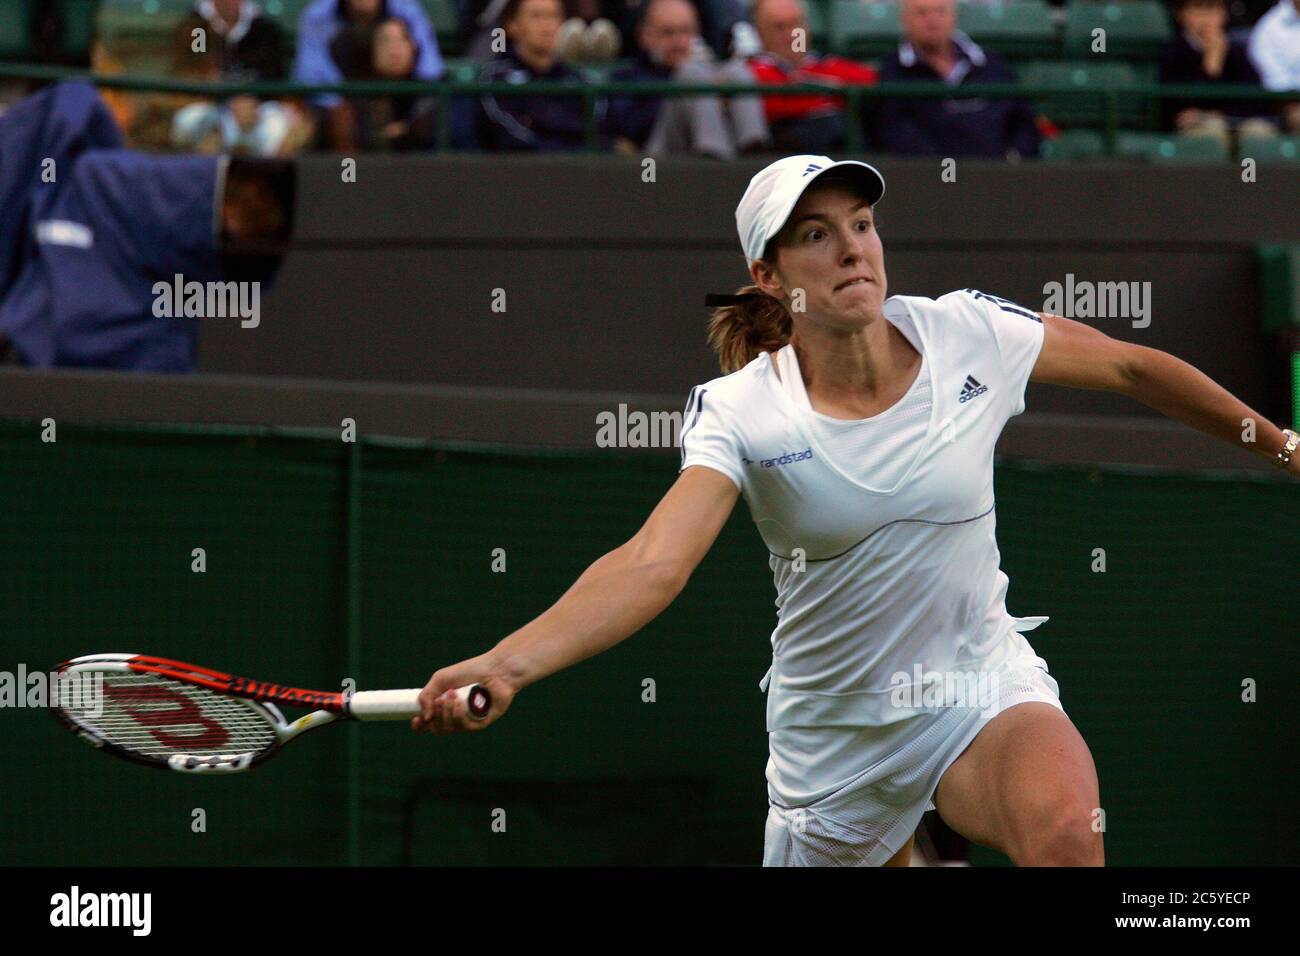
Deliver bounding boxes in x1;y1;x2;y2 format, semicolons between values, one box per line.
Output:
762;160;886;256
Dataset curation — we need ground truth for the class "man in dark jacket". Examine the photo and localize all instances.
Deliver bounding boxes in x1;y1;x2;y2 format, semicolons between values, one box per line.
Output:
605;0;767;157
874;0;1039;159
469;0;604;150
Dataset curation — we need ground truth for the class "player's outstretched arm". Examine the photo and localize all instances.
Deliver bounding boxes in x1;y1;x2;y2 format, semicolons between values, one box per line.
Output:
1030;312;1299;477
411;465;741;734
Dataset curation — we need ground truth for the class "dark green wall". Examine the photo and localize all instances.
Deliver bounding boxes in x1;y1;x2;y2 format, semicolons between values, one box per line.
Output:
1;421;1295;865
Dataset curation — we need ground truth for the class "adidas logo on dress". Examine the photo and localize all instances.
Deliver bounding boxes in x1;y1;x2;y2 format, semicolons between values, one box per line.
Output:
959;374;988;404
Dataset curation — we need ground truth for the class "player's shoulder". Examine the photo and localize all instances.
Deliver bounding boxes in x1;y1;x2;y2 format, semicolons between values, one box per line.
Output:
682;351;776;417
888;288;1037;322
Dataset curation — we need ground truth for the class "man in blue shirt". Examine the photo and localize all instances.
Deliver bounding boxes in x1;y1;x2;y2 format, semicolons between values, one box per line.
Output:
295;0;445;127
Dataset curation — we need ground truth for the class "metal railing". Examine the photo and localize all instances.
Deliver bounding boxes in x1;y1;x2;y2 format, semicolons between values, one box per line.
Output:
1;61;1294;155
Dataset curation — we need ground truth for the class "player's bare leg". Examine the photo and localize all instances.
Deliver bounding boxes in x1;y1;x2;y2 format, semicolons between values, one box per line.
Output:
933;702;1103;866
883;834;914;867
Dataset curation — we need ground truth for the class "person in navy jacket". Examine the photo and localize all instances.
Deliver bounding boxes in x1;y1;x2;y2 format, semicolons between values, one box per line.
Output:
468;0;606;150
873;0;1039;159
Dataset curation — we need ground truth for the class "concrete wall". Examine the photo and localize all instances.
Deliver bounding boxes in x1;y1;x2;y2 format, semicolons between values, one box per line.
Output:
196;155;1300;423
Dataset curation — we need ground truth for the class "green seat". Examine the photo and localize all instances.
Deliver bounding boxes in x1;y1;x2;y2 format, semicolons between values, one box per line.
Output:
419;0;466;56
1115;131;1229;162
958;1;1058;59
829;0;900;59
260;0;315;36
58;0;100;60
1041;128;1105;160
1020;60;1148;129
442;58;480;83
0;1;34;59
806;0;830;50
1064;2;1172;62
1239;135;1300;164
97;0;192;46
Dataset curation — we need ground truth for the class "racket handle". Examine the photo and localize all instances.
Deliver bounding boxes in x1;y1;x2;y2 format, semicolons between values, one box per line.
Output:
348;685;491;721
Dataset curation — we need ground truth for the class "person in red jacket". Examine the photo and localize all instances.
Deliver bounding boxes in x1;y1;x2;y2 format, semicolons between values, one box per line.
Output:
746;0;878;151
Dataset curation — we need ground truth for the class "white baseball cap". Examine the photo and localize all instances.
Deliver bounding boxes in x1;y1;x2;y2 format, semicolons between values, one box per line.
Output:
735;155;886;264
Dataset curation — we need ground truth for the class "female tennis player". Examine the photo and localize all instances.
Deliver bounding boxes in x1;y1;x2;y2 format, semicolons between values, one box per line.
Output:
411;155;1300;866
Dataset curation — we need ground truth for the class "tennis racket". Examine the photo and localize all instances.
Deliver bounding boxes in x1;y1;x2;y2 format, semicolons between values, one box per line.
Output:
50;653;491;774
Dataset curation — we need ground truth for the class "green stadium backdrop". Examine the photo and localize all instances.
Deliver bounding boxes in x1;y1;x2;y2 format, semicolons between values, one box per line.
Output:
0;420;1295;865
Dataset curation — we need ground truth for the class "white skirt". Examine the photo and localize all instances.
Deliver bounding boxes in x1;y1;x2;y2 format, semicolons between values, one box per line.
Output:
762;631;1064;866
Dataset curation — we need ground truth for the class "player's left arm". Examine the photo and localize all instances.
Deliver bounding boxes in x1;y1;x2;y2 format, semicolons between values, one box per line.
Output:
1030;312;1298;476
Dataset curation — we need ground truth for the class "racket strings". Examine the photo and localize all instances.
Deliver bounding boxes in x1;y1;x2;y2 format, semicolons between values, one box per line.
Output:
65;671;277;757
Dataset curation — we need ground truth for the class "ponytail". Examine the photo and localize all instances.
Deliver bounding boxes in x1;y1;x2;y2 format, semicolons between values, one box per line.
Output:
706;285;791;374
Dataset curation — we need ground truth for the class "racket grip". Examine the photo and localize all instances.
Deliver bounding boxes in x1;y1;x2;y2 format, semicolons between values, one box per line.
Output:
348;685;491;721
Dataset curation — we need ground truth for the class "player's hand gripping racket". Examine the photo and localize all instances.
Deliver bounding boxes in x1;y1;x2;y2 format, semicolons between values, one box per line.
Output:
50;654;491;774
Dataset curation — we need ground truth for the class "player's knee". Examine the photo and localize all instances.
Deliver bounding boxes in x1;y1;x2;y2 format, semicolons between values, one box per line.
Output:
1009;799;1104;866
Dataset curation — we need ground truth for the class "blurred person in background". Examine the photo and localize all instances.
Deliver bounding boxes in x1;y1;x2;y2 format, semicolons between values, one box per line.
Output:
465;0;606;150
465;0;753;63
874;0;1039;158
555;0;626;63
328;15;439;149
296;0;444;149
621;0;757;61
605;0;769;157
1248;0;1300;131
461;0;624;62
746;0;878;153
170;0;312;156
1160;0;1278;144
0;83;293;371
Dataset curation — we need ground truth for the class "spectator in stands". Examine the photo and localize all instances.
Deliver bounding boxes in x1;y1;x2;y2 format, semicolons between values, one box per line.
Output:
462;0;623;62
1160;0;1279;143
464;0;750;63
746;0;878;152
467;0;605;150
873;0;1039;158
556;0;626;63
296;0;445;147
621;0;756;61
1248;0;1300;131
329;16;439;149
170;0;312;155
605;0;769;157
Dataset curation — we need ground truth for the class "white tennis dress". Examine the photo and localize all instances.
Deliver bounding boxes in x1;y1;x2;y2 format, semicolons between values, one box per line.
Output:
679;288;1066;865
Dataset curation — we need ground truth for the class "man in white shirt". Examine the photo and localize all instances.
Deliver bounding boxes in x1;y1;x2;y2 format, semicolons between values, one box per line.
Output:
1248;0;1300;129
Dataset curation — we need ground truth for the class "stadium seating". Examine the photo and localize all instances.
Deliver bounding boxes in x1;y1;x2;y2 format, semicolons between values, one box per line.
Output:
1040;128;1105;160
1115;131;1230;162
829;0;901;60
958;1;1057;59
1063;1;1172;62
806;0;830;50
1239;134;1300;165
0;1;34;60
1020;59;1150;130
58;0;100;60
259;0;316;29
